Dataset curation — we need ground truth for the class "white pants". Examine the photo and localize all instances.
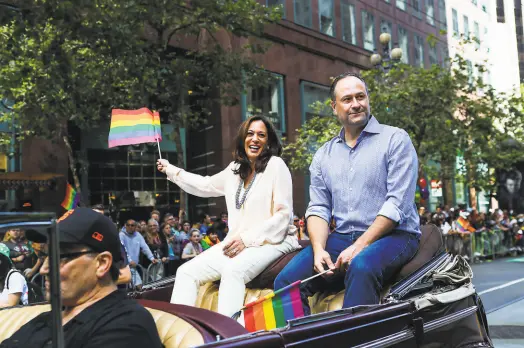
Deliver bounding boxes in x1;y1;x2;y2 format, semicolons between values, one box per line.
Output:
171;237;297;317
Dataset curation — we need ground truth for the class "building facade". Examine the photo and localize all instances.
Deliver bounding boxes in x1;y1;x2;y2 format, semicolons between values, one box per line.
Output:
187;0;449;217
4;0;449;221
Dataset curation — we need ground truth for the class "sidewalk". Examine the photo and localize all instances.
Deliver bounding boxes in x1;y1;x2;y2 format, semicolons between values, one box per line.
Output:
487;298;524;347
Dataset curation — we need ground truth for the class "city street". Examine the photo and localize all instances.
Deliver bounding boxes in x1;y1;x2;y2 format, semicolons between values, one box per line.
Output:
472;256;524;347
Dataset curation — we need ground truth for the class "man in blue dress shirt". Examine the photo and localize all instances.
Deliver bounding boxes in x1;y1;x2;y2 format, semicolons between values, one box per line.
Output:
275;72;421;314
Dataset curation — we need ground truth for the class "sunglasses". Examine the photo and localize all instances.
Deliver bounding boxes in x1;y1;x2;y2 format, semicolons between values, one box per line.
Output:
41;250;96;264
126;223;136;227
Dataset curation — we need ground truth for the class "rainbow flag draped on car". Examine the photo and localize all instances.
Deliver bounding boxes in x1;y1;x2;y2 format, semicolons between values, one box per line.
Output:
108;108;162;148
230;270;330;333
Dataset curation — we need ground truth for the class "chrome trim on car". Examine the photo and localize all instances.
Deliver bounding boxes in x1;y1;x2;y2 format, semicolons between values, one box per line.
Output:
350;306;479;348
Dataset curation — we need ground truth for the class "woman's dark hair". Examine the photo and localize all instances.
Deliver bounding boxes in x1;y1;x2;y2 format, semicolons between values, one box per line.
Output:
232;115;282;180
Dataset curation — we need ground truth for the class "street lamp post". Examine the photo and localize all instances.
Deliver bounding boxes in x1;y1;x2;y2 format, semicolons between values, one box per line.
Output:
370;27;403;73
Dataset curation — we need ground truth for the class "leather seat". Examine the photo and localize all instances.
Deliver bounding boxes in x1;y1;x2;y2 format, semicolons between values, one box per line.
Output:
196;224;443;314
0;303;206;348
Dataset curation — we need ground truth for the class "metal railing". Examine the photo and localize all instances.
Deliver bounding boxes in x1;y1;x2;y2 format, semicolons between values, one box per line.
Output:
444;227;521;263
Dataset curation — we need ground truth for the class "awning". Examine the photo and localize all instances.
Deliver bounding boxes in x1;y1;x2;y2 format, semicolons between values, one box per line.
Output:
0;172;64;190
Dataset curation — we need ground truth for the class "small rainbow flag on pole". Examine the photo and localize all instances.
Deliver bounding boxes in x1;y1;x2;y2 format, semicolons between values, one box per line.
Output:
232;269;329;332
61;183;80;211
456;216;475;233
108;108;162;149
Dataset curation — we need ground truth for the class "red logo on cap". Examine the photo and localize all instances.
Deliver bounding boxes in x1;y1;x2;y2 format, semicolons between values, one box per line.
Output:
92;232;104;242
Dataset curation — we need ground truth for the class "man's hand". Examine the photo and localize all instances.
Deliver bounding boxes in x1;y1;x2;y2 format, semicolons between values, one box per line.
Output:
222;236;246;258
161;257;167;263
129;261;137;268
156;159;170;173
335;242;368;271
313;249;335;276
151;259;158;264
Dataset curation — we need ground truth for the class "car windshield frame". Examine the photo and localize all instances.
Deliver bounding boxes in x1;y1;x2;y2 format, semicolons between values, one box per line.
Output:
0;212;64;348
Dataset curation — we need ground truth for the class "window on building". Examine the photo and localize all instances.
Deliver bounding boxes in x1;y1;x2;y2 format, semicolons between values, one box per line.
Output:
341;1;357;45
426;0;435;25
362;10;376;51
398;26;409;64
440;44;449;68
429;43;438;65
87;148;179;207
452;8;459;37
463;15;469;38
380;20;393;51
300;82;331;122
294;0;312;28
414;34;425;67
267;0;286;17
319;0;335;36
412;0;422;19
397;0;407;11
466;60;473;84
484;27;489;52
244;74;286;136
438;0;447;30
473;21;480;49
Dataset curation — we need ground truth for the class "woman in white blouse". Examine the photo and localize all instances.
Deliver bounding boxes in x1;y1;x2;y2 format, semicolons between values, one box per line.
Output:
157;116;300;317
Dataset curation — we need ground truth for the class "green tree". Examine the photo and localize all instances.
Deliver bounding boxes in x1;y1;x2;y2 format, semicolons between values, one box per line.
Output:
0;0;282;208
283;53;524;207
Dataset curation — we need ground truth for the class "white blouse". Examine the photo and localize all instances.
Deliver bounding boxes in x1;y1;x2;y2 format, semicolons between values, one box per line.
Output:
165;156;299;249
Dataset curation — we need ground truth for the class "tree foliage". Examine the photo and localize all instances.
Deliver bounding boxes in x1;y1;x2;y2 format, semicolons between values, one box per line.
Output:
0;0;282;202
283;47;524;196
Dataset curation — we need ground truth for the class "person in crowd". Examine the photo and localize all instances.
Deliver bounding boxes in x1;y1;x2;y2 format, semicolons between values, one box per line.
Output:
3;228;34;272
161;223;178;276
212;220;228;241
220;212;228;225
164;213;180;232
143;219;168;281
157;115;300;317
150;210;161;223
138;220;147;235
0;243;28;308
199;213;212;236
202;228;221;250
91;203;105;215
293;215;300;231
274;73;420;314
182;229;203;260
298;217;309;241
119;219;158;290
0;208;163;347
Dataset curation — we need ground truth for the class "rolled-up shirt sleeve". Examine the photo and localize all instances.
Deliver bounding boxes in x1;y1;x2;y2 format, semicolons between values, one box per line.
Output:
305;146;332;224
378;129;418;224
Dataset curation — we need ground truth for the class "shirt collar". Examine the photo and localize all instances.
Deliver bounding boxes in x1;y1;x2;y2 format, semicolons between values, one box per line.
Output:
335;115;382;143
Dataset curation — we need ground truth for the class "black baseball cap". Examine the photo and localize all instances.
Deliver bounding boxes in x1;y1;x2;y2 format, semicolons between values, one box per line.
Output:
26;207;122;263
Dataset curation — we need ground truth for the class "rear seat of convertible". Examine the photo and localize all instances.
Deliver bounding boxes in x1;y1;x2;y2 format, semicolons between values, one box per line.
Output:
0;301;210;347
196;224;444;314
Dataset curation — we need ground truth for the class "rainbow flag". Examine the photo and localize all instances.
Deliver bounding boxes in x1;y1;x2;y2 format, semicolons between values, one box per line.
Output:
61;183;80;210
456;217;475;233
241;280;304;332
108;108;162;148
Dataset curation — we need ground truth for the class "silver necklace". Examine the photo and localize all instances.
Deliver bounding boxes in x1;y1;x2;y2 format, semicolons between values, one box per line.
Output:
235;173;257;209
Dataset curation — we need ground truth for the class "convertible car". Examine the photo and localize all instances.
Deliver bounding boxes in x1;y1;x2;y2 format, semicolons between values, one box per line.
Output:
0;214;493;348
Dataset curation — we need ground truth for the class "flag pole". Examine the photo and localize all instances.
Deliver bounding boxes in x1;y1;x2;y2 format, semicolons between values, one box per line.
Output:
301;268;331;284
156;138;162;159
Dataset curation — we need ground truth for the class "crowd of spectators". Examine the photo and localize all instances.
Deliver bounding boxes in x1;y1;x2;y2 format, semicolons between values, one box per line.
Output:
418;205;524;259
117;208;230;289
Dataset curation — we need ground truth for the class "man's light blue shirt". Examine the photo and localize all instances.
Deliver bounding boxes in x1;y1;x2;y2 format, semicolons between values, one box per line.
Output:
306;116;421;235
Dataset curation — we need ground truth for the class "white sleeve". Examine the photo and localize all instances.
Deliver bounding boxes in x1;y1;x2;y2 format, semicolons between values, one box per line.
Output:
165;162;233;198
7;272;26;294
